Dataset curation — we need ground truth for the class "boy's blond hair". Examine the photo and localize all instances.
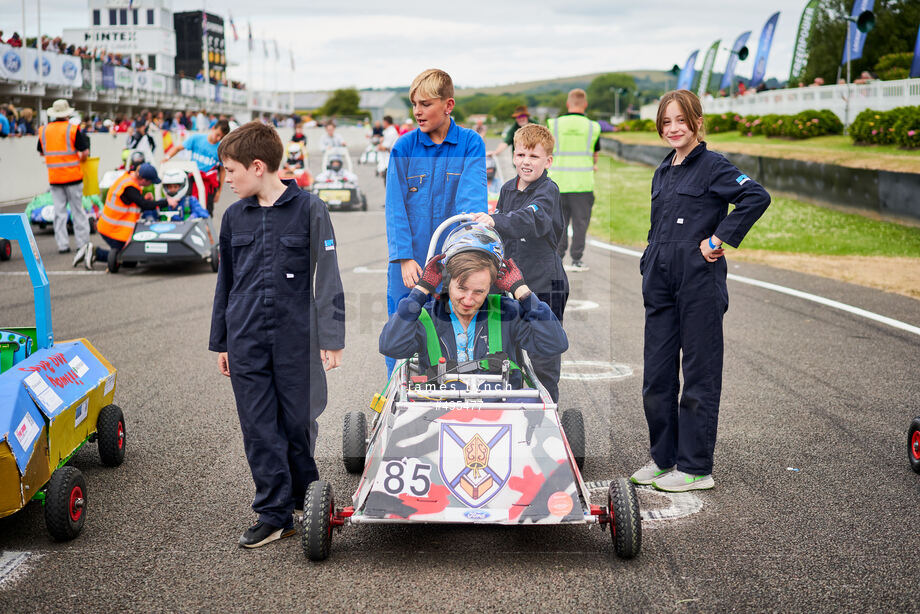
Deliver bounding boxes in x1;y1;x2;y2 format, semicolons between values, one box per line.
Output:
567;88;588;108
513;124;555;155
409;69;454;103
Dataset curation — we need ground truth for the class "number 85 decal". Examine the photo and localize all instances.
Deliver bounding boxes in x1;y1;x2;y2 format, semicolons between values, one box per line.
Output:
376;459;431;497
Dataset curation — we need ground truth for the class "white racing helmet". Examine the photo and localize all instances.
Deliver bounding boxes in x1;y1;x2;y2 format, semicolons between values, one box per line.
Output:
288;143;302;156
442;222;504;266
161;168;189;200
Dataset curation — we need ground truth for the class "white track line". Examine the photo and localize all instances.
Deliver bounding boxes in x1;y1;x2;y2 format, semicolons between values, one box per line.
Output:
588;239;920;337
0;551;30;585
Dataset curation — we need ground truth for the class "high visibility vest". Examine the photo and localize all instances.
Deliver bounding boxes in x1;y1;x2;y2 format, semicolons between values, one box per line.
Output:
547;115;600;193
39;121;83;185
97;172;141;242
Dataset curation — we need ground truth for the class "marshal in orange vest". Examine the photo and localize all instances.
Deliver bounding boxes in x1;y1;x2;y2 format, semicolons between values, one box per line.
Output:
97;172;142;242
39;121;83;185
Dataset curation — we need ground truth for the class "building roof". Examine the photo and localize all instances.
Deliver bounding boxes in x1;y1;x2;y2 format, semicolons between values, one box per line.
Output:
292;90;406;111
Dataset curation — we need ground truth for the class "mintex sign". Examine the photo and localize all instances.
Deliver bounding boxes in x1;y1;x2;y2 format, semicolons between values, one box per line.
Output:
62;27;176;56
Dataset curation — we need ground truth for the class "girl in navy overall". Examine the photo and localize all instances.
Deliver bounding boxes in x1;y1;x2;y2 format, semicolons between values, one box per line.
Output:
631;90;770;492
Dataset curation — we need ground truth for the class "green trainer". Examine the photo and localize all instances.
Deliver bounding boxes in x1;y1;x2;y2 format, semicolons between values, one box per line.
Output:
630;460;675;485
652;470;714;492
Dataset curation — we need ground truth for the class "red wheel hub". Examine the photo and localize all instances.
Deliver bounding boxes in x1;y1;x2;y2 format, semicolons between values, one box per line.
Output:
912;430;920;461
2;243;10;258
69;486;84;522
117;421;125;450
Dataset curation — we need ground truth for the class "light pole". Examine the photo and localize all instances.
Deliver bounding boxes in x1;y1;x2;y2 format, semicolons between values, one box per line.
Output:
722;44;749;97
610;86;627;120
842;9;875;132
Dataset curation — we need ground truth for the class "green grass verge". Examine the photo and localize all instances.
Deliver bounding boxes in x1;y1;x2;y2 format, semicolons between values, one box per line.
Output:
591;154;920;258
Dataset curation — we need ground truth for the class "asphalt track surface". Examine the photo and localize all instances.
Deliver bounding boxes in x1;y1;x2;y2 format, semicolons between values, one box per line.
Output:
1;138;919;613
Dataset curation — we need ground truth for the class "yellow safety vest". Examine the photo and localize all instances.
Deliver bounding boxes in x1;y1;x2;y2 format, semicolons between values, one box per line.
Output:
97;172;141;242
547;115;600;193
39;121;83;184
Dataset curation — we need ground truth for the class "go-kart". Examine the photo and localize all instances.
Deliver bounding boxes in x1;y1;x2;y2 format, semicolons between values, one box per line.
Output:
301;214;641;561
24;192;103;235
909;417;920;474
0;213;125;541
359;134;382;166
279;142;312;189
311;147;368;212
106;161;218;273
487;154;504;214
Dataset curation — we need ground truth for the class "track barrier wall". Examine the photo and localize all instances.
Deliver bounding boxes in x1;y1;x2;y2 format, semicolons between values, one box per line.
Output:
600;136;920;223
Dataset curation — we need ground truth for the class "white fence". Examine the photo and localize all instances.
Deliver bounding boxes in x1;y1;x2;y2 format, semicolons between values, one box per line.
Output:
702;78;920;123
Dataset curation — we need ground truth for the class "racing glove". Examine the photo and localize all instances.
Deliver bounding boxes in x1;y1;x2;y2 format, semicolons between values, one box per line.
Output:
417;254;445;293
495;258;525;295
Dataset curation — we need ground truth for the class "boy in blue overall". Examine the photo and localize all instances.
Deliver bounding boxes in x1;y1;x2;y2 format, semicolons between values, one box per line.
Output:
472;124;568;403
209;122;345;548
385;68;487;374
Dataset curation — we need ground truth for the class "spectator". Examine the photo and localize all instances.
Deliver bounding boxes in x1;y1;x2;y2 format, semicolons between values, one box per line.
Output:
810;77;825;87
398;118;414;135
9;32;22;48
320;120;346;150
487;105;535;158
127;120;156;160
0;30;4;44
17;108;35;136
0;107;11;138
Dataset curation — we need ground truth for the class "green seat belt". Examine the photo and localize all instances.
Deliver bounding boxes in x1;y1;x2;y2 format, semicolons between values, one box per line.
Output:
487;294;502;354
417;308;443;364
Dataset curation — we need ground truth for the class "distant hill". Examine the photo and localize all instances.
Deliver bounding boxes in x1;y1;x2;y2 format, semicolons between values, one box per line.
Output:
454;70;674;96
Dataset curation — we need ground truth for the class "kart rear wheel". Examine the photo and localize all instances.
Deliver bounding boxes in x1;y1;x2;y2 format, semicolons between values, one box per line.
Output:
97;404;126;467
302;480;334;561
342;411;367;474
909;417;920;474
608;478;641;559
561;409;585;470
88;217;97;235
210;244;219;273
360;194;368;211
107;248;120;273
0;239;11;261
44;466;87;541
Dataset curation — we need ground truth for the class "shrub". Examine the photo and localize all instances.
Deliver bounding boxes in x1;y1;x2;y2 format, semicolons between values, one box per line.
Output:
850;106;920;147
784;109;844;139
615;118;656;132
874;52;913;82
760;114;786;137
736;115;763;137
704;113;741;134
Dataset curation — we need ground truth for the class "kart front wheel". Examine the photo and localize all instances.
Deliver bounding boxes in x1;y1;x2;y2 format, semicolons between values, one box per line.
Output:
0;239;11;261
302;480;334;561
107;248;120;273
97;404;126;467
608;478;641;559
909;417;920;474
561;408;585;470
44;466;87;541
342;411;367;474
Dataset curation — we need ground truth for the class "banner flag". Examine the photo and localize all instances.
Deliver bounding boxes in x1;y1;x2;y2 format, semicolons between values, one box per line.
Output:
750;11;780;88
841;0;875;65
789;0;819;83
677;50;699;91
720;31;751;92
697;39;721;98
912;24;920;78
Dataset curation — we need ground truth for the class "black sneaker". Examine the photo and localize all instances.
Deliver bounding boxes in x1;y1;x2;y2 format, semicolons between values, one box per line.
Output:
58;248;72;254
238;520;296;549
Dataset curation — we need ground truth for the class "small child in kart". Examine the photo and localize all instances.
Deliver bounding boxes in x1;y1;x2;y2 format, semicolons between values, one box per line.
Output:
471;124;568;403
143;169;210;221
314;154;358;184
379;223;567;387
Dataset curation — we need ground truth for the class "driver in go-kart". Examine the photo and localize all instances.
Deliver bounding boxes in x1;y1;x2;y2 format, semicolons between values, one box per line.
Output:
285;143;305;170
379;223;567;386
143;168;210;221
315;153;358;184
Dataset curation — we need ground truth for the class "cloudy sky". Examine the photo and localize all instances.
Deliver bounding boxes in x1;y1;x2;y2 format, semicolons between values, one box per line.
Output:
3;0;827;91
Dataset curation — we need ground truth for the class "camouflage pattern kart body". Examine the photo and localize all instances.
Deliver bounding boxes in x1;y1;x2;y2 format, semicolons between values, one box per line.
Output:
301;214;642;561
24;192;103;235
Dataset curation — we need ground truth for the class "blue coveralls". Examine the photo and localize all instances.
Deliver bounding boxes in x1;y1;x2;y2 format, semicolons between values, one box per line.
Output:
379;288;568;373
491;170;569;402
641;142;770;475
209;182;345;528
385;119;487;372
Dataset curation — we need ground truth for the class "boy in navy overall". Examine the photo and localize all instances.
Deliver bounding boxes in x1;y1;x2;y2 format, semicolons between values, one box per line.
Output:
209;122;345;548
472;124;568;403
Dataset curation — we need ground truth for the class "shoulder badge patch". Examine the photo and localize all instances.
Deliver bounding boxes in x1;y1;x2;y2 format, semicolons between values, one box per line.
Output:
736;174;751;185
324;239;335;251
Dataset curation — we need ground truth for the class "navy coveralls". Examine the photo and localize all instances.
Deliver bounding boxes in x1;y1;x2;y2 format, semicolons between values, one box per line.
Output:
379;288;568;374
209;182;345;528
641;142;769;475
492;170;569;402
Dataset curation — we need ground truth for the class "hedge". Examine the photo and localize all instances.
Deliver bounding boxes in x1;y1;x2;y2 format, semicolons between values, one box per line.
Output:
732;109;842;139
615;118;656;132
850;106;920;149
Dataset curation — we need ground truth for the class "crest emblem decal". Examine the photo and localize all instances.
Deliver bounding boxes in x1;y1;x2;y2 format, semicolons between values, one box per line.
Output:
439;422;511;508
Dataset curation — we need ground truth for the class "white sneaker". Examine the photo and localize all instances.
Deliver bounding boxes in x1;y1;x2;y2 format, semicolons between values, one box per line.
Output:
630;460;675;485
72;243;89;267
652;470;714;492
84;242;96;270
563;259;589;272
